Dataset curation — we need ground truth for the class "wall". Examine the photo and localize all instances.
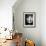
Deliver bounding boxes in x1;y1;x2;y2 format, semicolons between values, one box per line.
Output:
13;0;41;46
0;0;16;30
41;0;46;46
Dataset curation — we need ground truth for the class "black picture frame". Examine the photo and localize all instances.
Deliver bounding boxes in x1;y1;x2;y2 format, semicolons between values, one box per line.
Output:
23;12;36;28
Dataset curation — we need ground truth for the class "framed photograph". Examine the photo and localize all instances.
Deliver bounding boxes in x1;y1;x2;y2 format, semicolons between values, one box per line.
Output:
23;12;36;28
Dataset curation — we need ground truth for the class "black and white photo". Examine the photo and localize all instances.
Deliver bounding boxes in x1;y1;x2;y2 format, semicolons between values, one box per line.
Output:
23;12;36;28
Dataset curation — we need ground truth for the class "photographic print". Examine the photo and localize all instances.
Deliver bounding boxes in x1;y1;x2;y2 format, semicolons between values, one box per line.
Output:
23;12;36;28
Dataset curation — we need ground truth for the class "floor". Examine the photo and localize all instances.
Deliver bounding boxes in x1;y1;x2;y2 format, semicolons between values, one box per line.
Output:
0;39;16;46
0;33;23;46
